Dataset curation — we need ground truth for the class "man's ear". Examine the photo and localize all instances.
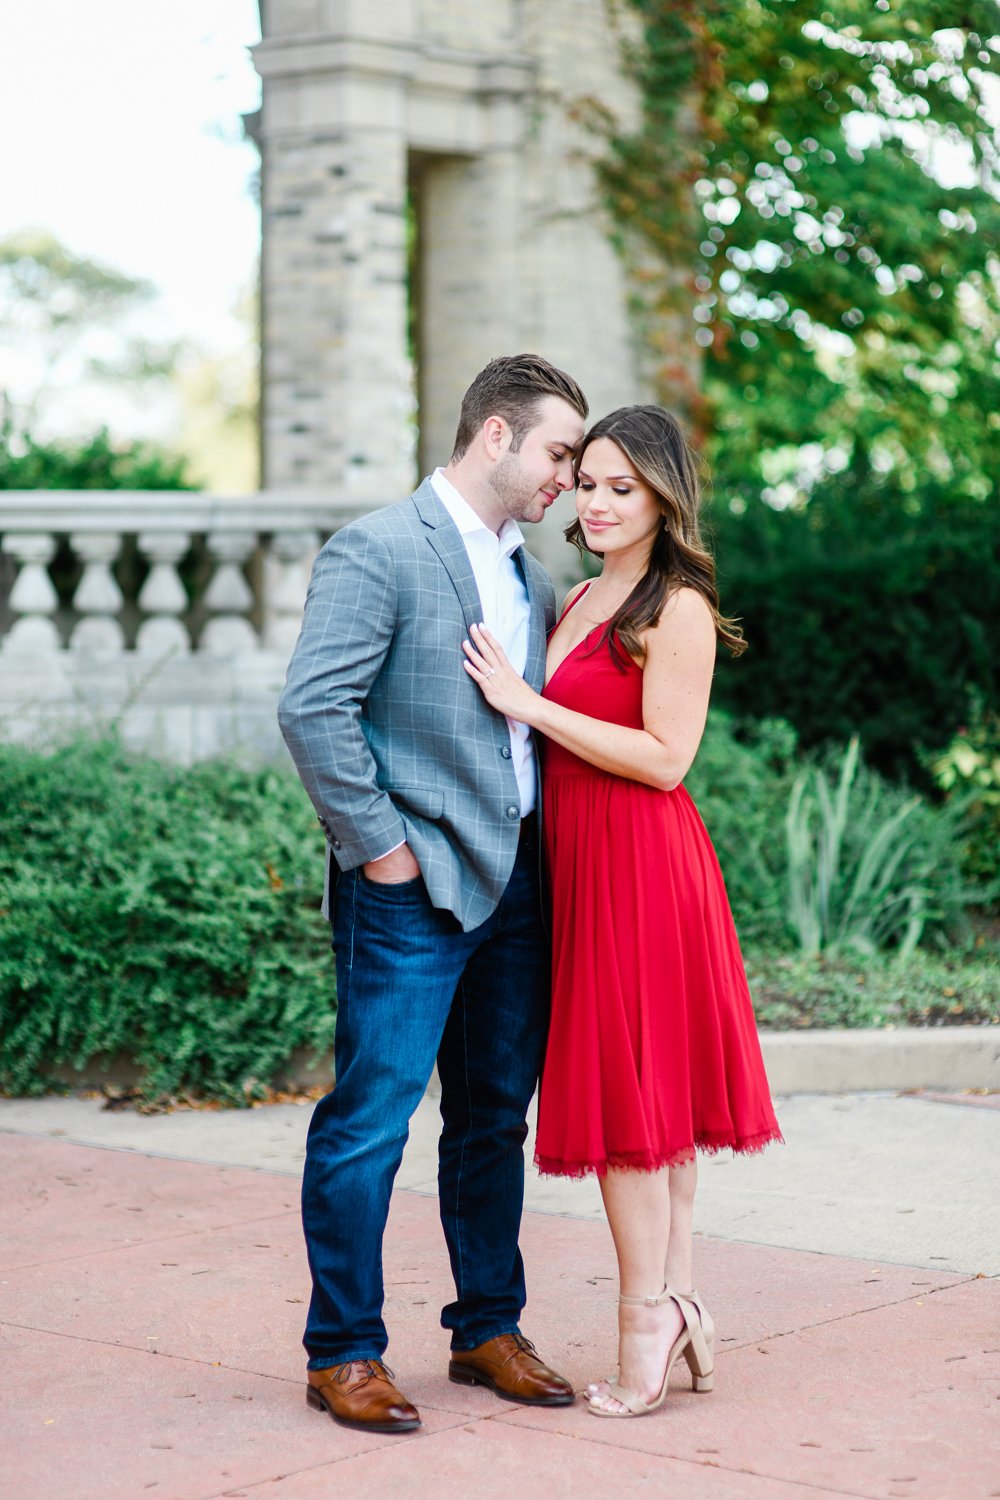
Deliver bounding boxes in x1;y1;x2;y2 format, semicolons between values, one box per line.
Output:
482;415;508;460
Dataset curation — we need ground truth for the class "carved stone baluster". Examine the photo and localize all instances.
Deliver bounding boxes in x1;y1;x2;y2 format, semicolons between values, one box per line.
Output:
136;531;191;656
2;533;61;652
200;530;258;653
69;532;125;653
261;529;320;652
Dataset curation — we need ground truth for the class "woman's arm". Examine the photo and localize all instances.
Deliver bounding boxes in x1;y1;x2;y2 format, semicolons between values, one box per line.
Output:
463;588;716;791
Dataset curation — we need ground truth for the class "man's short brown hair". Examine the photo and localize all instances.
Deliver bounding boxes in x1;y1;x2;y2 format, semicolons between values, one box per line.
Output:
451;353;588;461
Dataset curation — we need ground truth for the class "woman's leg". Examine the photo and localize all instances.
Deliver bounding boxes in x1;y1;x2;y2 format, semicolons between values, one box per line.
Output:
665;1159;698;1291
588;1166;686;1412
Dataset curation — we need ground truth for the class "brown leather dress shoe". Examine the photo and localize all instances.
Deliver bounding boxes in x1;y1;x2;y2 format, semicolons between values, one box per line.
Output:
306;1360;421;1434
449;1332;575;1405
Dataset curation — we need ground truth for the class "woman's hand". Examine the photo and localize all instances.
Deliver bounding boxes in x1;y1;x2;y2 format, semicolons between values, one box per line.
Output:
463;623;542;723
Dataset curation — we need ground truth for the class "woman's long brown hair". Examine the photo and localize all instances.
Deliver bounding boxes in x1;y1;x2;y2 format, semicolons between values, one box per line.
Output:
566;405;746;667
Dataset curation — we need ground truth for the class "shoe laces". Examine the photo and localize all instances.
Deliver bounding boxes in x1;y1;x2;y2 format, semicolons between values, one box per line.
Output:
334;1358;393;1386
508;1332;539;1359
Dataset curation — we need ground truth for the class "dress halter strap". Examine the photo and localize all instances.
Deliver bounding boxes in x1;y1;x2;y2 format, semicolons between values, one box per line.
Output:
555;579;594;627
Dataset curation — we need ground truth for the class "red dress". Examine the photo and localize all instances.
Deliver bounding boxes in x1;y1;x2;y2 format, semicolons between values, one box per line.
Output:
534;587;783;1177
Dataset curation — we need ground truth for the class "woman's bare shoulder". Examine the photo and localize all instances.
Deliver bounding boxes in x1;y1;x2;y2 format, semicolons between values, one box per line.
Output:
662;584;714;623
646;586;715;654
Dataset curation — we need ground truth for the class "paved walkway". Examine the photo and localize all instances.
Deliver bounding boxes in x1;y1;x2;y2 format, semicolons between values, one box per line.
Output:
2;1089;998;1499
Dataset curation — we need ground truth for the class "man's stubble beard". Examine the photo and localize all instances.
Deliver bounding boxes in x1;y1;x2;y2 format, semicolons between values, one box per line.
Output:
487;451;544;524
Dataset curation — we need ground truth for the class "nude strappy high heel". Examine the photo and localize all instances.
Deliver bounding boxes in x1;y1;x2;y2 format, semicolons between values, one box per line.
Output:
587;1284;715;1418
586;1288;716;1399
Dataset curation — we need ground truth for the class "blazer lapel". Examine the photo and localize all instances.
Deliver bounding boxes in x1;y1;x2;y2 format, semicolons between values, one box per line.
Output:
413;479;546;689
516;548;548;693
414;481;484;634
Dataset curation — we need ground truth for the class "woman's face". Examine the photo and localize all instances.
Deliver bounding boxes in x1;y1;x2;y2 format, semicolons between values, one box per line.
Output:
575;437;663;558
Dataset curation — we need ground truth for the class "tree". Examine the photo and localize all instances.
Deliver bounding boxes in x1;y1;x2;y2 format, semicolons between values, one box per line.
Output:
0;229;183;434
709;472;998;776
0;230;257;491
596;1;1000;504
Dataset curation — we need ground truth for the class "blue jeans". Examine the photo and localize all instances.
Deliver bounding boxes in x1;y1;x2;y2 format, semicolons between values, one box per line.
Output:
301;835;550;1368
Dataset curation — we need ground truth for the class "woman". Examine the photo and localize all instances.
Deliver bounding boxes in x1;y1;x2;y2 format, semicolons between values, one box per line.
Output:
462;405;782;1419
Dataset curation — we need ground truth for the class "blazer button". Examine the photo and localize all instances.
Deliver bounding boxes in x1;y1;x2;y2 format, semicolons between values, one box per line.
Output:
333;839;342;850
500;745;512;759
506;805;519;820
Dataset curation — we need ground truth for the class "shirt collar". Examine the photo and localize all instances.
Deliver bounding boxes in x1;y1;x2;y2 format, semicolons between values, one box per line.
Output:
431;468;525;559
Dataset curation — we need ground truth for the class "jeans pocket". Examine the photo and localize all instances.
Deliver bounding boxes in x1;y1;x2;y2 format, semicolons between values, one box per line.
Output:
359;871;425;897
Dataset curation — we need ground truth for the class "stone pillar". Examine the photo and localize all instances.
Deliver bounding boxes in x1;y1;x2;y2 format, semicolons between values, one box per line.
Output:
412;118;526;472
512;0;650;417
252;4;417;501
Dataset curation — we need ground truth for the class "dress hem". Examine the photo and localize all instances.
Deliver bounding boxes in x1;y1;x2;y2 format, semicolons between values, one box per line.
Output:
534;1126;784;1180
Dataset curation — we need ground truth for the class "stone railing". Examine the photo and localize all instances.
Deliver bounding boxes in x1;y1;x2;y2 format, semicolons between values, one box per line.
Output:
0;492;367;762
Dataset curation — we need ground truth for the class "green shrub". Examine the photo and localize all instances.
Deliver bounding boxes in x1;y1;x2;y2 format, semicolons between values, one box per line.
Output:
0;736;333;1101
685;712;798;946
747;947;1000;1031
930;699;1000;905
690;715;970;954
786;737;953;958
0;725;987;1105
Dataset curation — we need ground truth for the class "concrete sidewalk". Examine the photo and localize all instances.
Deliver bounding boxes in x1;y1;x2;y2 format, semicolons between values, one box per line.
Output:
2;1089;998;1499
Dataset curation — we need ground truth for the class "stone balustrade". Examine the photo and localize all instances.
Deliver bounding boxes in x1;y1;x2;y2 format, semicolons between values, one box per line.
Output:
0;492;367;762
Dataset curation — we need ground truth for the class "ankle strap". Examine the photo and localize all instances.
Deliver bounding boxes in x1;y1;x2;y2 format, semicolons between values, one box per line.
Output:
618;1284;673;1308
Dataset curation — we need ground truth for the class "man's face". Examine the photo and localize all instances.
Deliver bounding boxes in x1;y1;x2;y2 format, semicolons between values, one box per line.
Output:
487;395;586;525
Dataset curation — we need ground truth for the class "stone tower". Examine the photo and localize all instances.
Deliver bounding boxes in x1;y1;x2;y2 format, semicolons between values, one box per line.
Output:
251;1;646;569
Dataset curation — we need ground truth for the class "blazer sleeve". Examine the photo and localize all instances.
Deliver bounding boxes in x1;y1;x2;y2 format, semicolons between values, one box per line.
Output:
277;525;407;869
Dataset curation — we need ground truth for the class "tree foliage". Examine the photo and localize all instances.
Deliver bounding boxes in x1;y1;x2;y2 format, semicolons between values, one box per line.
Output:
598;1;1000;501
0;229;155;337
0;229;183;431
709;469;998;776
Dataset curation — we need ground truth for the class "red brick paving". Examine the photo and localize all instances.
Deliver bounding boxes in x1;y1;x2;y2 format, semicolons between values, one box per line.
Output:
2;1135;997;1500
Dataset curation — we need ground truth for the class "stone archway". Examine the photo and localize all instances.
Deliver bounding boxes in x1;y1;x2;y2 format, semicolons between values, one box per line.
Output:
250;1;647;568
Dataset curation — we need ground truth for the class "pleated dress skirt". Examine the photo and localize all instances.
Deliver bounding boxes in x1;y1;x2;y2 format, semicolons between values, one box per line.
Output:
534;624;782;1178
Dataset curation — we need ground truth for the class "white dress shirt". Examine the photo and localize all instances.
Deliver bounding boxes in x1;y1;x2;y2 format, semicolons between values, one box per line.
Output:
430;467;537;817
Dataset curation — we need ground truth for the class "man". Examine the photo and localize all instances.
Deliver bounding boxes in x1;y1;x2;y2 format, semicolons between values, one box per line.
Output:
278;353;588;1435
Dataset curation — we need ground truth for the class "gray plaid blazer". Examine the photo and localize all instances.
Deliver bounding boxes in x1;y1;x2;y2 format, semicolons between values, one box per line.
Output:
277;478;557;931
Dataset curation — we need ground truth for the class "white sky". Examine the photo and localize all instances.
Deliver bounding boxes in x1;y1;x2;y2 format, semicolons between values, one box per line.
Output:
0;0;262;357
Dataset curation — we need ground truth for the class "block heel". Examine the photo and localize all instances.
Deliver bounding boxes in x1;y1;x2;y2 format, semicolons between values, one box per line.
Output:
678;1290;715;1395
